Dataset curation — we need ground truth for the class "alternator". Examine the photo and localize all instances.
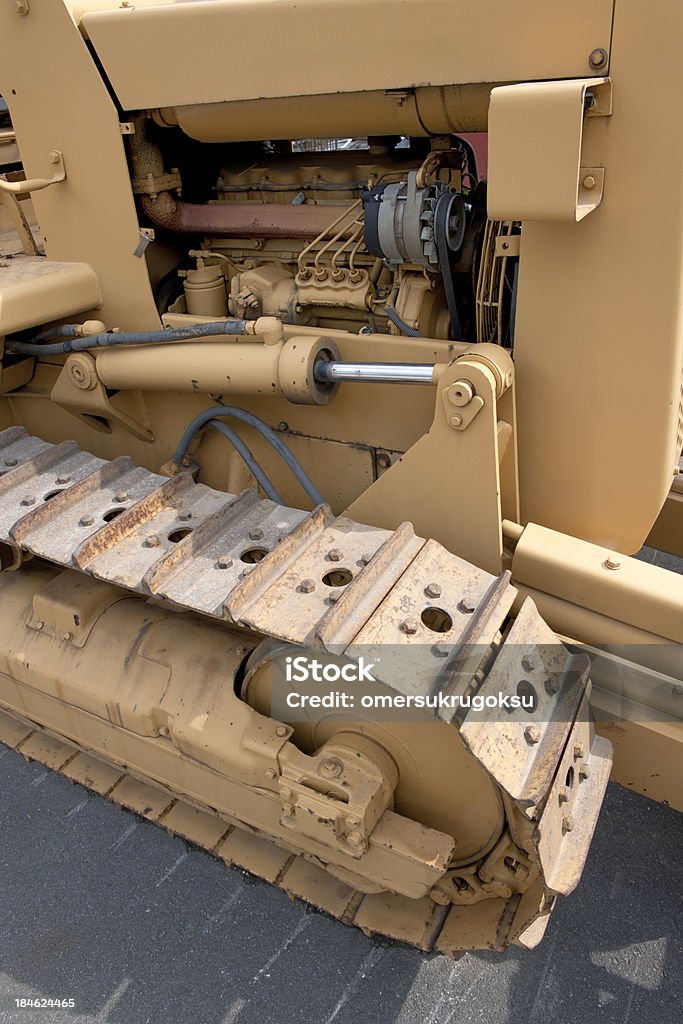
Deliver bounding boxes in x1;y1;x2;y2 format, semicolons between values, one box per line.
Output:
362;171;465;271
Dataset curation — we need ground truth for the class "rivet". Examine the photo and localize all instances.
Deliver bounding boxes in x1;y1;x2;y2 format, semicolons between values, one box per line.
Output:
276;725;288;737
299;578;316;593
248;527;264;540
400;618;419;635
425;582;442;599
357;555;371;567
20;495;36;506
328;548;343;562
79;515;95;527
672;685;683;697
143;534;161;548
216;555;233;569
524;724;541;745
177;509;193;522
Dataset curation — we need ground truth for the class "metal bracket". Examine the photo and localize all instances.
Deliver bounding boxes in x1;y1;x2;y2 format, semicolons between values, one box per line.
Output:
0;149;66;196
50;353;154;443
488;78;612;222
131;169;181;198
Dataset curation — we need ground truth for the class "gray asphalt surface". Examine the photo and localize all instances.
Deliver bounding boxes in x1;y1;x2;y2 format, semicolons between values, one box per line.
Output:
0;745;681;1024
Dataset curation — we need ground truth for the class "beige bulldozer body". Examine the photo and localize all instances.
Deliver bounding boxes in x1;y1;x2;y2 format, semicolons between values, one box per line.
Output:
0;0;680;955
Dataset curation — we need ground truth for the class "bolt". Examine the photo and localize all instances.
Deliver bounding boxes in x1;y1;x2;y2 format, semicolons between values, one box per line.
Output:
319;757;343;779
604;554;621;570
458;598;476;614
579;763;590;781
158;725;170;737
357;555;370;567
248;527;264;541
425;582;442;599
561;815;574;834
449;414;464;428
430;889;450;906
113;492;129;503
400;618;419;635
265;768;277;780
276;726;288;738
328;591;342;604
376;453;392;470
521;655;536;673
143;534;161;548
672;685;683;697
79;514;95;527
62;631;73;642
328;548;343;562
282;802;295;818
278;422;289;432
546;676;561;695
582;174;597;190
56;474;71;485
347;830;363;846
48;150;60;164
177;509;193;522
299;578;316;594
432;643;450;659
5;458;18;467
558;786;569;804
524;724;541;745
588;47;608;70
20;495;36;506
34;620;44;630
216;555;233;570
573;743;585;759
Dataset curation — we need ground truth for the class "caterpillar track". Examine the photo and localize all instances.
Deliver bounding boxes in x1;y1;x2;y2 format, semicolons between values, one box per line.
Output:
0;426;611;954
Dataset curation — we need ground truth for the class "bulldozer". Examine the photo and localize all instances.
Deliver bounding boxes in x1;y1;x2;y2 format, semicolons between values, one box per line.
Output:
0;0;680;957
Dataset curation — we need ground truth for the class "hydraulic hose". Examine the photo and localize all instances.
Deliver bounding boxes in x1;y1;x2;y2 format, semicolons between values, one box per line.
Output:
207;420;283;504
174;406;325;508
6;321;250;357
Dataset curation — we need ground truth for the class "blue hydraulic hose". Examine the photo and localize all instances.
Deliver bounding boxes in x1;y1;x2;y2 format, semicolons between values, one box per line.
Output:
174;406;325;508
6;320;249;357
207;420;283;504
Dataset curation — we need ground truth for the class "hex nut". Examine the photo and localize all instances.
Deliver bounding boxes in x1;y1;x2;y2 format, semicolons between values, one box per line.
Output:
299;578;316;593
524;724;541;745
425;582;442;599
143;534;161;548
216;555;233;569
327;548;343;562
79;515;95;527
400;618;419;635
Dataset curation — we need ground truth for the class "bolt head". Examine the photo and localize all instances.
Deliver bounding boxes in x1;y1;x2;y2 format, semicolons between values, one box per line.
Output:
20;495;36;506
604;554;621;571
319;757;343;780
56;475;71;485
458;598;476;614
588;47;608;70
143;534;161;548
582;174;597;190
248;527;264;541
177;510;193;522
5;458;18;467
558;786;569;804
34;620;44;630
276;725;288;738
216;555;233;570
432;643;450;659
62;631;73;642
573;743;585;759
79;515;95;527
400;618;419;635
579;763;590;781
449;414;464;428
327;548;343;562
521;654;536;672
524;724;541;745
346;830;363;846
561;815;574;834
299;578;316;594
113;492;129;504
265;768;277;779
425;582;442;599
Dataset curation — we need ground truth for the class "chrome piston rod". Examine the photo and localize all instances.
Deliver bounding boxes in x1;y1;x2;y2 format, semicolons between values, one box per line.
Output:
314;360;436;385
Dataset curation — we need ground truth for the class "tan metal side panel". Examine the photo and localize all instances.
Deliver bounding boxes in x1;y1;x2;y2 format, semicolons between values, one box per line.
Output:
81;0;614;110
0;1;159;330
513;0;683;552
